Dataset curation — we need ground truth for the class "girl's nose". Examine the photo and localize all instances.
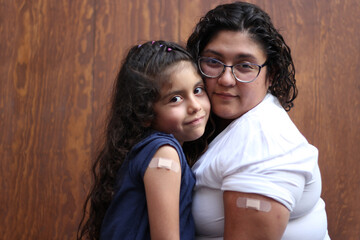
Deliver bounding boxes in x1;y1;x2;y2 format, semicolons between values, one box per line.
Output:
188;97;202;114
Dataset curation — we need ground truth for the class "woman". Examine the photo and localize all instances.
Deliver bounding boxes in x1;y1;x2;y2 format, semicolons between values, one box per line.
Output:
187;2;330;239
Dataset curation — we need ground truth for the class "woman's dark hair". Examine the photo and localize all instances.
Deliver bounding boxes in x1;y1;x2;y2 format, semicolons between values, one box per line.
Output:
77;40;212;239
187;1;297;111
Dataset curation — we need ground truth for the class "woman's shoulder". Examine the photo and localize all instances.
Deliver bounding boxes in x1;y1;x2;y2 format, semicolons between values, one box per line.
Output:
204;94;316;166
231;94;305;142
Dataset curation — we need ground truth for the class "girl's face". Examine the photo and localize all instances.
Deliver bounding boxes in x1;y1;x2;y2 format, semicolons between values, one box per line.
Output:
201;30;269;123
152;61;210;145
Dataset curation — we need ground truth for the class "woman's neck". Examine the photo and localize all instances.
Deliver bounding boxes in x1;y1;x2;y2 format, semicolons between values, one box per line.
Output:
210;114;234;141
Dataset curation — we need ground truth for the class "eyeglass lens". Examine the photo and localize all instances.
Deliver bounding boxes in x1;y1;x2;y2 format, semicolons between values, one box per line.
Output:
199;58;261;82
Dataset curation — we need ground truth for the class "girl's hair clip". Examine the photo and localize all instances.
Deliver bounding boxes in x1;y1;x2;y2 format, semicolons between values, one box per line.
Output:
138;44;142;48
159;44;163;47
167;48;172;52
152;41;155;44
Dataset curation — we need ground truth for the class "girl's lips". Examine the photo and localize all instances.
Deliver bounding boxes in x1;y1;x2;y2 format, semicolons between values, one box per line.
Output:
185;115;205;125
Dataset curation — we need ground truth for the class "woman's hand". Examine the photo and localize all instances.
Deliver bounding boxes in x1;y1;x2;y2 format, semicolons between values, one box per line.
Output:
223;191;290;240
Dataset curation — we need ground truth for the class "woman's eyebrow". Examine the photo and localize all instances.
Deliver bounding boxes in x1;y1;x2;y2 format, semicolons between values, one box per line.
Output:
201;49;222;57
202;49;258;61
235;54;258;62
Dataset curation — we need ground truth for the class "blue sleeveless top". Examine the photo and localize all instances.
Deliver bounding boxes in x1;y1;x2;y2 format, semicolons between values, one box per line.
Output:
100;131;195;239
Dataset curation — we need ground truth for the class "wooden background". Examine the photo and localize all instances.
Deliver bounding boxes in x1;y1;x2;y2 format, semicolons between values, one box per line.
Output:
1;0;359;239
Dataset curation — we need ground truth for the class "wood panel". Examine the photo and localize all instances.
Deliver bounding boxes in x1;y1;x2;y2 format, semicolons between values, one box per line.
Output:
0;0;95;239
264;1;360;238
179;0;236;45
1;0;359;239
92;0;182;142
180;0;360;239
316;1;360;238
268;1;360;238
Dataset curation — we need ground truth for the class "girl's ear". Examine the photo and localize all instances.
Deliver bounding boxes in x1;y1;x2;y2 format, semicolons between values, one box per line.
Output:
142;121;152;128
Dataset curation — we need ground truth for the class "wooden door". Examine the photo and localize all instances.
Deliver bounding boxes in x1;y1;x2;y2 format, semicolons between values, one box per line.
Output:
1;0;359;239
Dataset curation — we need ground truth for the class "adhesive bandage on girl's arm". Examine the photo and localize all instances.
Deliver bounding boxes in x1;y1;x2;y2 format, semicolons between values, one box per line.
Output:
236;197;272;212
148;158;180;172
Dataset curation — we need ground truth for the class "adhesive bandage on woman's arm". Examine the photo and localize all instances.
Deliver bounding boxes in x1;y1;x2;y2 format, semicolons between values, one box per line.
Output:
236;197;272;212
148;158;180;172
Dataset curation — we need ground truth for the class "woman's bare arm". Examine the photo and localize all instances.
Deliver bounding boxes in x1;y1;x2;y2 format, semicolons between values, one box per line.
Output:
224;191;290;240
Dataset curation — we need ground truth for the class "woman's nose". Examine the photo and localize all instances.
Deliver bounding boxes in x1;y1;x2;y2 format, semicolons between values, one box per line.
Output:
218;67;236;87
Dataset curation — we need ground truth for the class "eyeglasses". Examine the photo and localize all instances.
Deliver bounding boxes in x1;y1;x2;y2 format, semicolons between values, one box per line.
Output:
198;57;267;83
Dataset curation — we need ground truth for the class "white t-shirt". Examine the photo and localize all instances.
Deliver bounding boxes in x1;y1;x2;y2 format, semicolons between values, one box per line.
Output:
192;94;330;240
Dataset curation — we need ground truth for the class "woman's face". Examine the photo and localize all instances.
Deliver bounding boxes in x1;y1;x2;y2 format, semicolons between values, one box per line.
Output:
201;30;269;122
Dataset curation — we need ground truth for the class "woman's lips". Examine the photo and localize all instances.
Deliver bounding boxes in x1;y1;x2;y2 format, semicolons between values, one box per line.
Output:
214;92;237;99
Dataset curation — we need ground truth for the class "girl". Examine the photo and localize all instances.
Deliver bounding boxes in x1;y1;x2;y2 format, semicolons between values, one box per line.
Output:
77;40;211;240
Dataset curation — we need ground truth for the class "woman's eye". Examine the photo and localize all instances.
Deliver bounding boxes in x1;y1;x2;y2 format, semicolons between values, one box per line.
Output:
208;59;219;64
194;87;204;95
235;63;257;73
170;96;182;103
203;58;222;67
239;63;254;69
242;63;252;68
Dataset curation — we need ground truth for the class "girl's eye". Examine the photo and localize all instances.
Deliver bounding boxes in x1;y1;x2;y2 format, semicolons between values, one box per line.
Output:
170;96;182;103
194;87;204;95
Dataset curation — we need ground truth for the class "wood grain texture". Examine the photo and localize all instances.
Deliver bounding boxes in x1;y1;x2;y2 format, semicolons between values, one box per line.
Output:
1;0;359;239
92;0;182;138
180;0;360;239
269;1;360;238
0;0;95;239
316;1;360;238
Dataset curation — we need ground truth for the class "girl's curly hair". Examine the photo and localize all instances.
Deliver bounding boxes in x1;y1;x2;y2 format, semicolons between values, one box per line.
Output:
77;40;212;239
187;1;297;111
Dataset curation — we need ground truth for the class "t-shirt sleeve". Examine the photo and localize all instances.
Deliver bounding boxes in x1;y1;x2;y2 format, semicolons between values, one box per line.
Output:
220;119;318;211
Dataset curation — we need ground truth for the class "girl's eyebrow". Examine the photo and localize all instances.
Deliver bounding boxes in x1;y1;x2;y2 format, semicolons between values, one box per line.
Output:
161;90;183;100
202;49;258;62
160;80;204;100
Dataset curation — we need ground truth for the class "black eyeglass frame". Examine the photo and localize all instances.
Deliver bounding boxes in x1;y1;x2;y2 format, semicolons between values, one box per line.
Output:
197;57;267;83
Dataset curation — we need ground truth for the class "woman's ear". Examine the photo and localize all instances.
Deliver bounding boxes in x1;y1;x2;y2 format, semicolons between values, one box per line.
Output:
266;75;272;88
266;69;274;88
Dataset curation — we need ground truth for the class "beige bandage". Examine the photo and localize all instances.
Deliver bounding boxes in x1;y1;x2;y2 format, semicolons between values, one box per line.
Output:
236;197;271;212
148;158;180;172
